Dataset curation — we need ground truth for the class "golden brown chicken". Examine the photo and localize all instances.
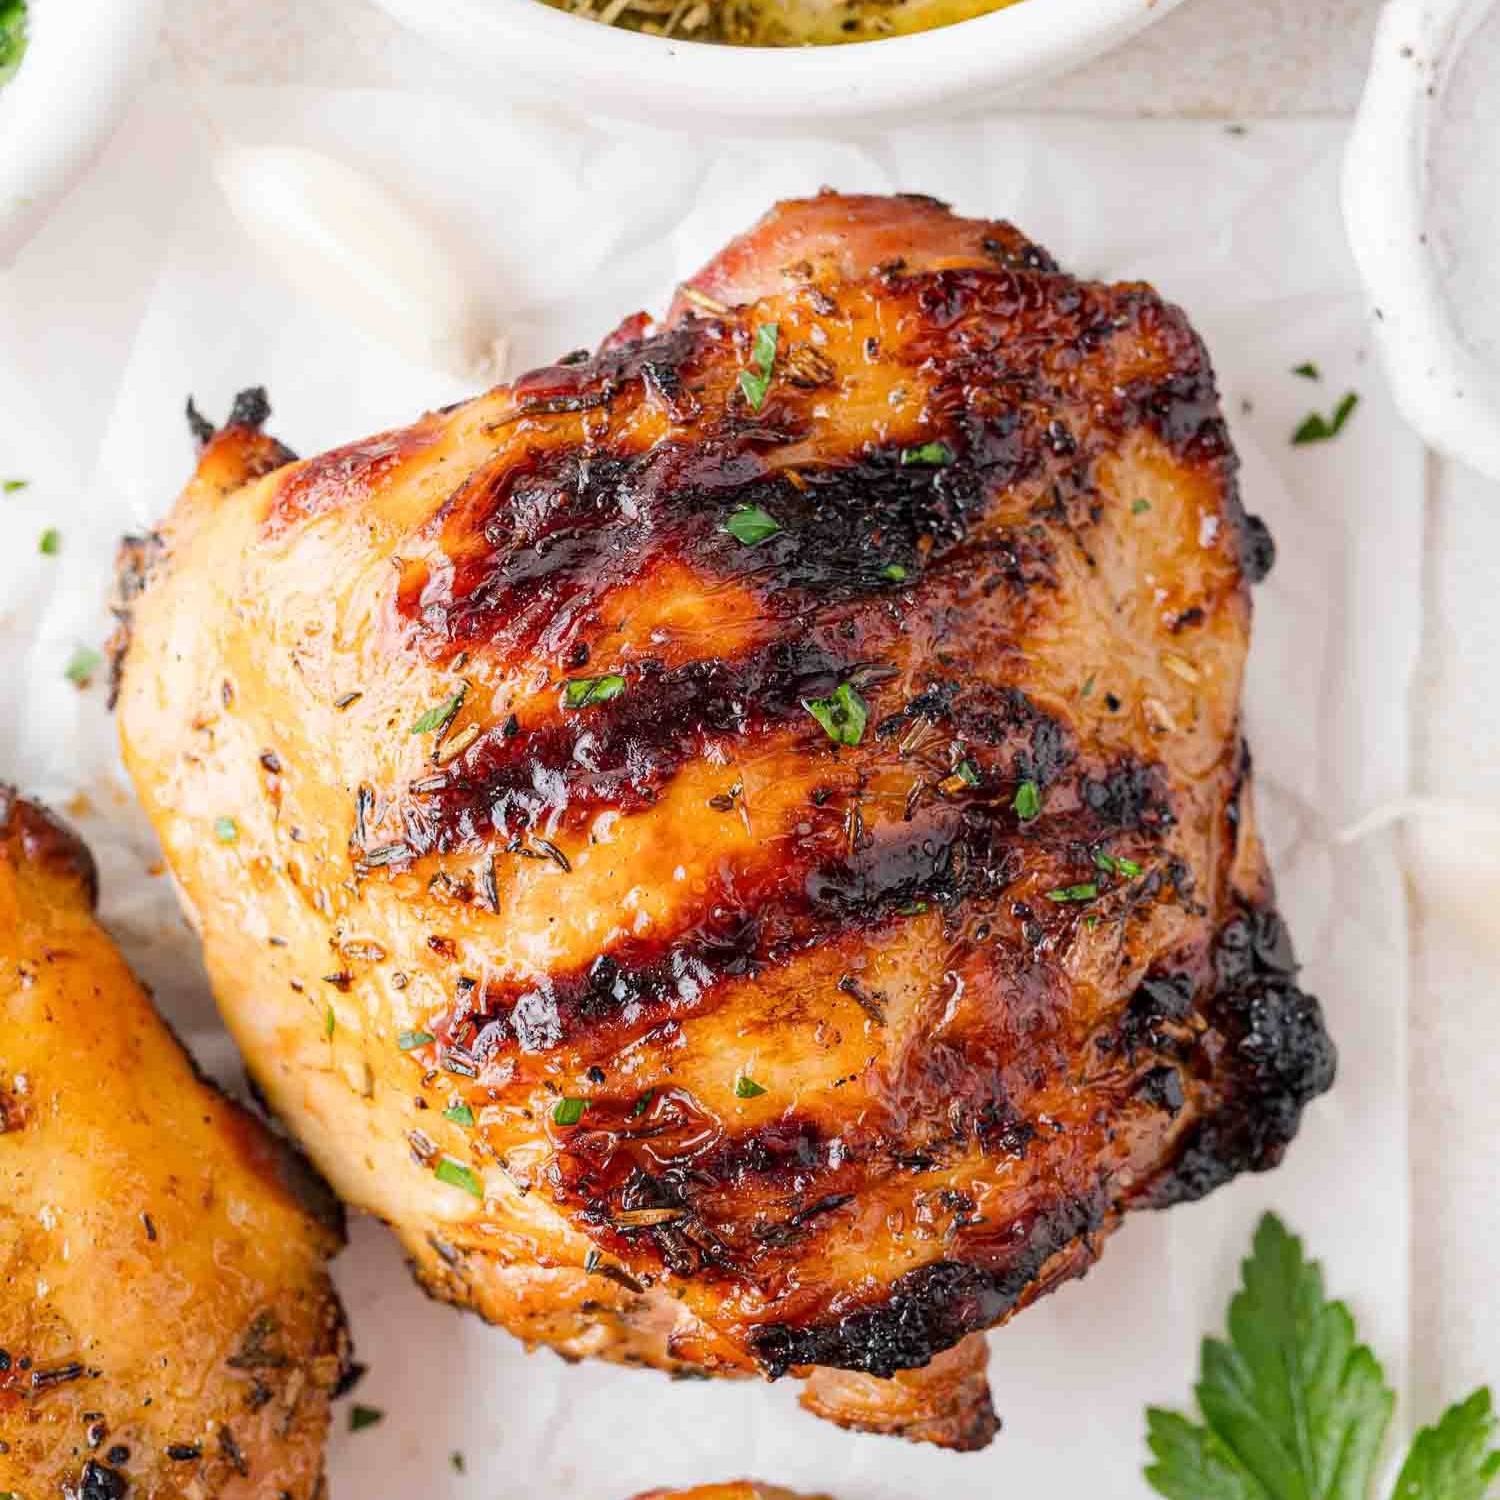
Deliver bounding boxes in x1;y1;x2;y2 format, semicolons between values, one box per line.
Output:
0;789;351;1497
630;1486;827;1500
114;192;1334;1449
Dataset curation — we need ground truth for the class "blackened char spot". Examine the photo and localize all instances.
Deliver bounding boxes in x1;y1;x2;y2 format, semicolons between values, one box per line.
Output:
1240;512;1276;583
1082;761;1171;832
749;1190;1106;1377
1141;904;1335;1207
74;1461;128;1500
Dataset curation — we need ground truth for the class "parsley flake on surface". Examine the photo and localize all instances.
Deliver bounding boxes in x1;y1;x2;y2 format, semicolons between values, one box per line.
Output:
3;477;28;493
433;1156;483;1198
1094;849;1142;878
323;1005;336;1041
0;0;26;84
803;682;868;747
724;504;781;546
735;1075;767;1099
451;1451;467;1474
738;321;779;412
1143;1213;1500;1500
443;1101;474;1127
1292;361;1322;380
553;1097;586;1126
1132;499;1152;515
900;440;953;466
348;1404;384;1433
410;686;466;735
1293;391;1359;445
214;816;238;844
562;674;626;709
1046;882;1098;903
38;526;59;555
397;1029;434;1051
64;646;102;687
1013;780;1041;821
880;562;908;582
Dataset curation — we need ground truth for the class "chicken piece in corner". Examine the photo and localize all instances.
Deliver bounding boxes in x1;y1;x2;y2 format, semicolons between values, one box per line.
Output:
0;789;351;1498
115;193;1335;1451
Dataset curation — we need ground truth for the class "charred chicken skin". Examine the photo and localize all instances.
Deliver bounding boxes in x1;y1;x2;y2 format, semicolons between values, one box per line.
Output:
0;790;350;1496
115;193;1334;1448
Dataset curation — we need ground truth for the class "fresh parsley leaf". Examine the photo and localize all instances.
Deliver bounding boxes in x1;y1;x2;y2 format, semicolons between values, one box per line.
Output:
880;562;908;582
1046;883;1098;903
64;645;101;686
724;504;781;546
735;1075;766;1099
954;758;980;787
1145;1213;1394;1500
553;1097;586;1126
349;1404;384;1432
4;477;28;493
562;674;625;709
1392;1388;1500;1500
900;441;953;466
896;900;929;916
1094;849;1142;878
803;682;868;747
1132;499;1152;514
323;1004;336;1041
1293;392;1359;445
1013;780;1041;821
443;1101;474;1127
1293;362;1321;380
397;1029;434;1051
38;526;59;555
738;322;779;412
433;1156;483;1198
410;686;466;735
214;816;239;844
0;0;27;84
630;1089;655;1118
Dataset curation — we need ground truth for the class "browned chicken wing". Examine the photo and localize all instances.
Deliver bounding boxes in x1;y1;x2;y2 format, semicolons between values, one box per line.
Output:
115;192;1334;1448
0;790;350;1497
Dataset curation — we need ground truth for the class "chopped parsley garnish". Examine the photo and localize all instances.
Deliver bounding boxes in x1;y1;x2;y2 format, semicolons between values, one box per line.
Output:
433;1156;483;1198
1292;391;1359;445
562;674;626;709
723;504;781;546
553;1097;586;1126
1013;780;1041;821
38;526;59;555
323;1005;336;1040
803;682;868;747
1292;360;1321;380
443;1101;474;1127
737;321;779;412
896;900;929;916
410;685;466;735
880;563;908;582
64;646;101;686
954;758;980;786
349;1404;384;1432
214;816;239;844
1131;499;1152;515
397;1029;434;1050
1046;882;1098;903
735;1075;767;1099
0;0;27;85
1146;1213;1500;1500
451;1452;467;1474
900;441;953;466
630;1089;655;1118
4;477;28;493
1093;849;1142;878
1081;674;1095;698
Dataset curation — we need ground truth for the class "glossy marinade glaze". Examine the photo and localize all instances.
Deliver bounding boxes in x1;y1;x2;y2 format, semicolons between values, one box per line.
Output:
115;193;1333;1446
0;790;351;1497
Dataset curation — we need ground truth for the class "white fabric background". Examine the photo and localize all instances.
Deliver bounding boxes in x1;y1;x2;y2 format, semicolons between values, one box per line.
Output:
0;82;1450;1496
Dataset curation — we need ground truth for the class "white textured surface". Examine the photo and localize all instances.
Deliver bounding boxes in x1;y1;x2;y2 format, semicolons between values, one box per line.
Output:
164;0;1385;116
0;82;1433;1494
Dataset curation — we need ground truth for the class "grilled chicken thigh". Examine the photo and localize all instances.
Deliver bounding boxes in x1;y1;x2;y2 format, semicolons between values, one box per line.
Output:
631;1486;826;1500
115;193;1333;1448
0;790;350;1496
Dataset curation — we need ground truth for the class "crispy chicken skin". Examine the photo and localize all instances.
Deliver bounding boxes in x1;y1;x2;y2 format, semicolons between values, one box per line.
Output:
630;1487;828;1500
115;193;1334;1449
0;790;350;1498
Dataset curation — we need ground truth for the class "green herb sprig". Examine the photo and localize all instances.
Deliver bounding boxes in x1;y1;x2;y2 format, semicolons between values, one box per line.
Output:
803;682;868;747
738;322;779;413
1146;1214;1500;1500
1293;392;1359;445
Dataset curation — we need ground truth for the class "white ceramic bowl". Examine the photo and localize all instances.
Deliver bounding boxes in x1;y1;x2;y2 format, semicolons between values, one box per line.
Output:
368;0;1187;132
1344;0;1500;479
0;0;164;264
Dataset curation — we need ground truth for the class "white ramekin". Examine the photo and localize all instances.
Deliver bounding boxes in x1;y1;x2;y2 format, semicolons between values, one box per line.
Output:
367;0;1188;132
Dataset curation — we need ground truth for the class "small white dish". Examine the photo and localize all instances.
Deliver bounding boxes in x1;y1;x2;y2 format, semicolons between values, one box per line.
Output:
367;0;1188;133
1344;0;1500;480
0;0;164;264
